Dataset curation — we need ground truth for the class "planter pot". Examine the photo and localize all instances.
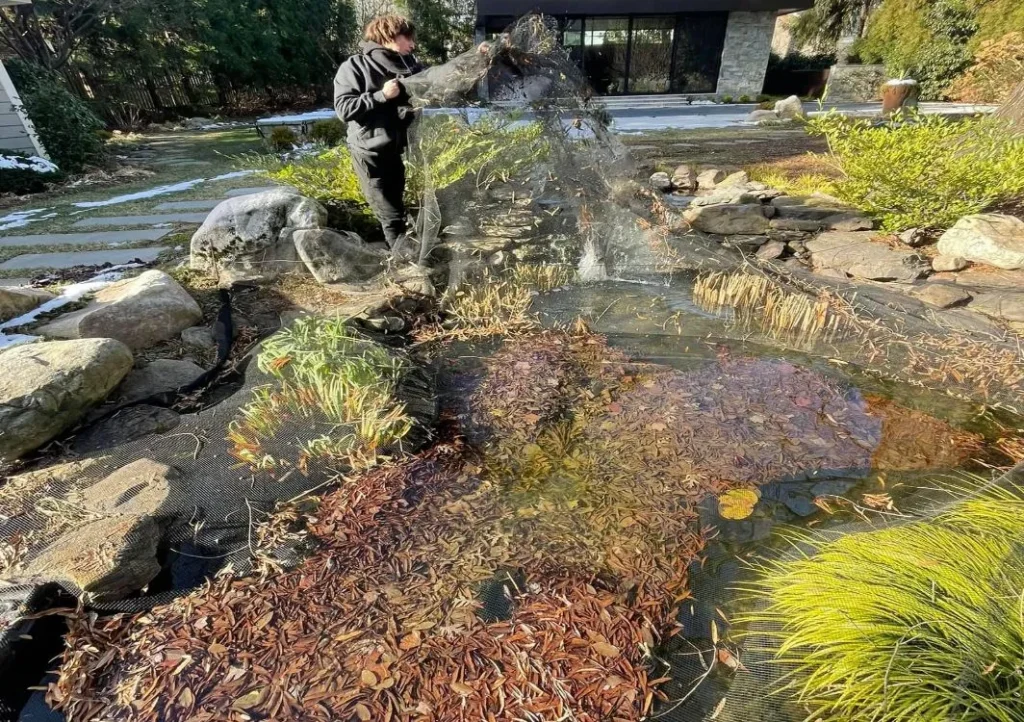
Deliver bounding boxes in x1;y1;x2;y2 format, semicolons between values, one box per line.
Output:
881;79;921;116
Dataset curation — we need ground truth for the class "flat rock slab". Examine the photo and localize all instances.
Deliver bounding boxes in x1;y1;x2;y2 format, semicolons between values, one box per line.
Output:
0;278;32;287
954;268;1024;290
969;292;1024;324
805;231;929;284
223;186;287;198
0;286;54;322
153;200;223;211
0;228;172;248
0;247;167;270
909;283;972;309
71;213;209;229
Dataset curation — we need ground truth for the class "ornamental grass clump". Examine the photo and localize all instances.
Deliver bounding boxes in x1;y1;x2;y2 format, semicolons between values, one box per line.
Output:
807;111;1024;231
740;484;1024;722
228;317;413;471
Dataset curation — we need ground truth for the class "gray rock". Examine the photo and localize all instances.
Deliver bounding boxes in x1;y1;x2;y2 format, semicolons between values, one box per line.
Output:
932;255;969;273
696;169;727;191
691;189;761;207
293;229;386;285
936;214;1024;270
774;95;806;120
70;458;175;516
722;235;769;252
898;228;929;247
826;214;874;232
0;287;54;323
190;189;327;282
771;196;806;207
909;284;972;309
181;325;217;350
756;240;786;260
37;270;202;350
22;515;161;601
684;204;772;235
671;164;697;192
747;109;779;123
718;171;750;188
805;231;929;283
649;172;673;192
969;292;1024;324
72;405;180;454
771;217;830;232
117;359;205;403
0;339;133;460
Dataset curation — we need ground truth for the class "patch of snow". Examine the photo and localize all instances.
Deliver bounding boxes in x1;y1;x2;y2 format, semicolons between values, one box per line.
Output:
691;99;718;105
885;78;919;86
0;155;59;173
73;170;255;209
257;109;336;125
0;208;55;232
0;333;39;350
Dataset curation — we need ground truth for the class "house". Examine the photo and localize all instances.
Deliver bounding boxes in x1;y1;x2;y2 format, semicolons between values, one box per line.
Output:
475;0;813;98
0;0;48;159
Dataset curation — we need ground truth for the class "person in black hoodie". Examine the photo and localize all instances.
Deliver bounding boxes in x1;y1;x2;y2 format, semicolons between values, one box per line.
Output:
334;15;424;253
335;16;493;258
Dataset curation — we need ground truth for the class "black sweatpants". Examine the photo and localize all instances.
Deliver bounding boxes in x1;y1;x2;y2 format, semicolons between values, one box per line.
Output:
349;146;407;246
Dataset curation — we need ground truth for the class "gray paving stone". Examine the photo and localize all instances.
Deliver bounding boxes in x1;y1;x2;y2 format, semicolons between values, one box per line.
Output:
153;200;223;212
0;247;168;270
0;229;173;248
223;186;288;198
71;213;209;229
0;278;31;287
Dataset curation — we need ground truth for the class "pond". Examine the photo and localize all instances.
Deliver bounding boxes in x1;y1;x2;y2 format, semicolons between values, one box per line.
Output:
5;277;1020;722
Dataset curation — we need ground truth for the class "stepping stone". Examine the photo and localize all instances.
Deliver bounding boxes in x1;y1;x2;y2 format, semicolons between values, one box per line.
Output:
0;247;167;270
72;213;209;229
224;186;286;198
153;160;211;167
153;200;222;212
0;229;172;248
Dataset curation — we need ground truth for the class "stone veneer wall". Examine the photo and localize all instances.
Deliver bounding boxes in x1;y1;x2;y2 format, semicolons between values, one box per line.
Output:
825;64;888;102
716;11;777;98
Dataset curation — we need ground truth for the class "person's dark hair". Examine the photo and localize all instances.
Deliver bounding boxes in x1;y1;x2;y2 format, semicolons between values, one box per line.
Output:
365;15;416;45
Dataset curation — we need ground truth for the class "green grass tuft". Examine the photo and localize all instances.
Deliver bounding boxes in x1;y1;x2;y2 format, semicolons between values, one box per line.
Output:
739;482;1024;722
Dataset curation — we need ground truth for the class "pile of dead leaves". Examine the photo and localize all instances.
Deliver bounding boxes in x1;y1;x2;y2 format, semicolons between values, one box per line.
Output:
49;332;986;722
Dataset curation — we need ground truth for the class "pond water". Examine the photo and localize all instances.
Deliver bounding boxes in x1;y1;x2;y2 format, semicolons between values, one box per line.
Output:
6;277;1018;722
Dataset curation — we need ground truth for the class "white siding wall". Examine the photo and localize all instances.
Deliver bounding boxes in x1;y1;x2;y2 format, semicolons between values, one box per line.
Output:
0;58;47;157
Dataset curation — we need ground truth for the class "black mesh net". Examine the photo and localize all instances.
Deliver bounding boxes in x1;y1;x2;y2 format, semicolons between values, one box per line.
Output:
2;14;1024;722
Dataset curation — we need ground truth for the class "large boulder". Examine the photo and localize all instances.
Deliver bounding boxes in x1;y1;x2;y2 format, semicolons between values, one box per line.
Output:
190;189;327;282
0;287;54;323
0;339;133;459
697;169;727;191
936;214;1024;270
293;229;386;285
805;231;929;283
774;95;806;120
684;204;772;235
36;270;201;350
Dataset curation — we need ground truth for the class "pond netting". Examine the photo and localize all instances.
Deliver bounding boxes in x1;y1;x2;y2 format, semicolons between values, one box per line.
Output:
2;14;1024;722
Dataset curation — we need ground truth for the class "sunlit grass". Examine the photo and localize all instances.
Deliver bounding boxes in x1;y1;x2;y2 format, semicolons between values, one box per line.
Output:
228;317;413;472
738;481;1024;722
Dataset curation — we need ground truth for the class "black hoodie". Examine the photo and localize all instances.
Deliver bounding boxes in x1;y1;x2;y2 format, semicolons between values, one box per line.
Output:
334;41;425;153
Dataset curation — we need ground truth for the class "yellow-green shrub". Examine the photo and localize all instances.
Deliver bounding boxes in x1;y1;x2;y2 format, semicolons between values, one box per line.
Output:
740;485;1024;722
807;110;1024;231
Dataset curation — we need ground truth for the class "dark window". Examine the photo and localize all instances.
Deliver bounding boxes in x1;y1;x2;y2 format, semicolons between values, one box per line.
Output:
583;17;629;95
629;17;674;94
671;13;729;94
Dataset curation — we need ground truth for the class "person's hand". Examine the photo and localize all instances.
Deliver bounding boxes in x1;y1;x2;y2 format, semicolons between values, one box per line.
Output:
477;41;491;54
382;79;402;100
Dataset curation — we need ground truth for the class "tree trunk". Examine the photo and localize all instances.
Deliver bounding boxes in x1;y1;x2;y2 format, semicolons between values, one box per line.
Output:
995;80;1024;128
